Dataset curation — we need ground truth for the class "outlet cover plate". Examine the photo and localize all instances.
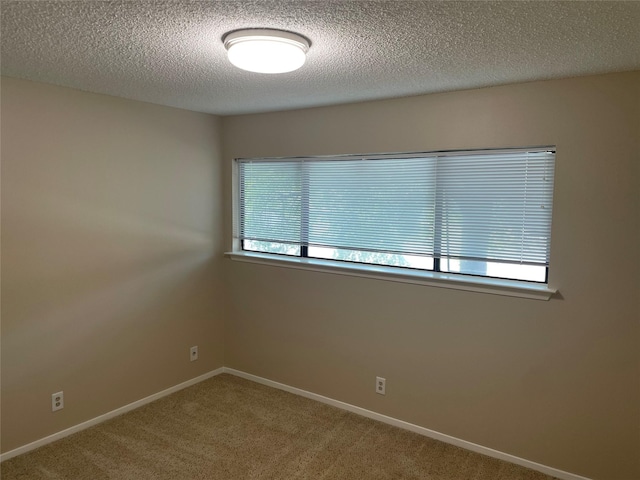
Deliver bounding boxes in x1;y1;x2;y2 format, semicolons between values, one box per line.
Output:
376;376;386;395
52;391;64;411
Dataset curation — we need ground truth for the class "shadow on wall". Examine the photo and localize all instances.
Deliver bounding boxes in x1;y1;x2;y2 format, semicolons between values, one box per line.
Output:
2;181;217;389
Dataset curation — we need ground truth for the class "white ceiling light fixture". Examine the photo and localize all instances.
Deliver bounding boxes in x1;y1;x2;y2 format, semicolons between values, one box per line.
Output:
223;29;310;74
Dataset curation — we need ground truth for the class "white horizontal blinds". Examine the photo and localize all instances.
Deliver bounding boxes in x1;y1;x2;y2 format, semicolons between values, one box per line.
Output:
306;158;436;255
239;160;302;245
238;148;555;271
436;151;555;266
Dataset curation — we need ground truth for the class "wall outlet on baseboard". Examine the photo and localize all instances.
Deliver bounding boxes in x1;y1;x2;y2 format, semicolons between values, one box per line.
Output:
190;346;198;362
52;391;64;411
376;376;386;395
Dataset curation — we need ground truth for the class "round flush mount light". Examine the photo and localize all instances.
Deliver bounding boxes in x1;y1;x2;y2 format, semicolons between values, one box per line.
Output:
223;29;310;74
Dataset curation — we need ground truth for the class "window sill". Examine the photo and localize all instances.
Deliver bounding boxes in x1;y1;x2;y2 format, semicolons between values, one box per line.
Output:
224;251;557;301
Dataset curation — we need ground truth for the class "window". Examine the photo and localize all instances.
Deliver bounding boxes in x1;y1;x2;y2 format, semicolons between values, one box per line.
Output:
234;147;555;286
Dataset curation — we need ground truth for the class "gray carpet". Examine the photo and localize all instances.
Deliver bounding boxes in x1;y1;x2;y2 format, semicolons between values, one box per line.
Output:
1;374;559;479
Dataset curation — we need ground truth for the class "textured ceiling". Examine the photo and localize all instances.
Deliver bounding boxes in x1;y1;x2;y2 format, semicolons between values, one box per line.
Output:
2;1;639;115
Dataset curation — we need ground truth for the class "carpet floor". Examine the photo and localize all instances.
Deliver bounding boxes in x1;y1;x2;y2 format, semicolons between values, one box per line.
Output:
1;374;559;479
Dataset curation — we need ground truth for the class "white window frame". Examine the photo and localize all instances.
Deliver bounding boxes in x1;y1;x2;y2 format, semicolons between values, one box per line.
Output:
226;147;558;301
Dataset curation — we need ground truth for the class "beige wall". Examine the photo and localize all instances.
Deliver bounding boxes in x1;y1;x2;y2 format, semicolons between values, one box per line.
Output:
2;72;638;480
222;72;640;480
1;77;226;452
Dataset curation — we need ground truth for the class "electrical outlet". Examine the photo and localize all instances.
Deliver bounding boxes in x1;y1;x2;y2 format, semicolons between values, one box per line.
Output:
376;376;386;395
190;346;198;362
52;391;64;411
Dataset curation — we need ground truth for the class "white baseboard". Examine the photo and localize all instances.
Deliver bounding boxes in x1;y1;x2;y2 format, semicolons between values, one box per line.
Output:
0;367;225;462
224;368;592;480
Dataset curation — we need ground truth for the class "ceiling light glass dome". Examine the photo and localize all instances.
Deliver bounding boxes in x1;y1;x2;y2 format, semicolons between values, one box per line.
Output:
223;29;310;74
